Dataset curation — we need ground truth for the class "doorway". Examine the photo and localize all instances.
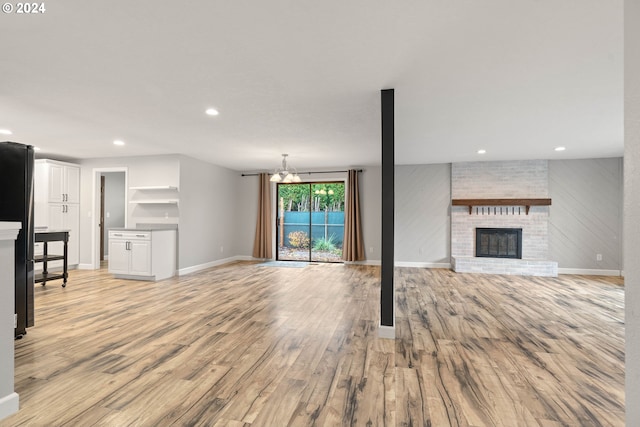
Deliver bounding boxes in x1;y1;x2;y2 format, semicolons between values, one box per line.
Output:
92;167;128;269
100;172;126;262
276;182;345;262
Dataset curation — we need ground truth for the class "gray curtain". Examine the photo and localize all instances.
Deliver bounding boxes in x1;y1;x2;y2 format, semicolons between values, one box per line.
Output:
342;169;365;261
252;173;273;259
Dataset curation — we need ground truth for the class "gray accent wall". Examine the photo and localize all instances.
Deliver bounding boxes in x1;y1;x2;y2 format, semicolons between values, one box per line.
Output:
393;160;624;272
395;164;451;265
549;158;623;271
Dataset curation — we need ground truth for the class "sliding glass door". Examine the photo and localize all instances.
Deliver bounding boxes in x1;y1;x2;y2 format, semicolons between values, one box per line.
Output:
276;182;345;262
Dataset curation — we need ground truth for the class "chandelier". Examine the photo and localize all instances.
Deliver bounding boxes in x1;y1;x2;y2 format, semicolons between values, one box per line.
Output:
269;154;301;183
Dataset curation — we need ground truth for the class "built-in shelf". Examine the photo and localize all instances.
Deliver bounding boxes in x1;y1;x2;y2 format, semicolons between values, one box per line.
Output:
129;200;179;205
129;186;179;206
452;198;552;215
130;186;179;191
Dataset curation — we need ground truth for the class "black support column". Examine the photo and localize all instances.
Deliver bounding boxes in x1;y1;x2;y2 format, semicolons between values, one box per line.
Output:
380;89;394;335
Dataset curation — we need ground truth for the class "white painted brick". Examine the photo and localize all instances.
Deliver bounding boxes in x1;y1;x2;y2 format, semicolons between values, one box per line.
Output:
453;256;558;277
451;160;554;274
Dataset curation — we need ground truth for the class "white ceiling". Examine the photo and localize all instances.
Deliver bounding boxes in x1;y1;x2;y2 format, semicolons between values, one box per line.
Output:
0;1;623;172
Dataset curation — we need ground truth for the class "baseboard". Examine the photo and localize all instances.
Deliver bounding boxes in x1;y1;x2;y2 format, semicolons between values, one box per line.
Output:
112;273;155;281
77;263;94;270
558;268;623;276
378;325;395;339
0;392;19;421
394;260;624;276
345;261;452;268
344;259;381;266
178;256;254;276
395;261;452;269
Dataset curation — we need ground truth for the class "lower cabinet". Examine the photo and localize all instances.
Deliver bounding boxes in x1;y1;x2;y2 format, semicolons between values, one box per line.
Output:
108;229;176;281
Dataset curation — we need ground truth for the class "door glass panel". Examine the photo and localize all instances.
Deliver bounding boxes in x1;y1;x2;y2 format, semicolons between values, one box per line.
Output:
276;182;344;263
310;183;344;262
277;183;311;261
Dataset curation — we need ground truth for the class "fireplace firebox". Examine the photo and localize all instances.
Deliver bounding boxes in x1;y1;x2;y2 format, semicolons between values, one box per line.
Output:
476;228;522;259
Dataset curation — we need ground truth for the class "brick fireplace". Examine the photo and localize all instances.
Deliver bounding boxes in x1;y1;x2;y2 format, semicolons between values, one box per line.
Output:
451;160;558;276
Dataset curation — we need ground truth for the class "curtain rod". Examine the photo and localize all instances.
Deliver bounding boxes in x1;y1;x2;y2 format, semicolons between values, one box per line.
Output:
241;169;363;177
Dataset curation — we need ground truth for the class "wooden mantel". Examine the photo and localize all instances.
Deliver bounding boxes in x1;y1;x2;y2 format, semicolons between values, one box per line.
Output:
452;198;552;215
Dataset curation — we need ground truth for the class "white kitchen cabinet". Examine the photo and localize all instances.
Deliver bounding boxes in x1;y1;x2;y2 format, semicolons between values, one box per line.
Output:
108;239;132;274
129;240;152;275
34;159;81;267
39;160;80;204
108;229;176;281
108;232;151;276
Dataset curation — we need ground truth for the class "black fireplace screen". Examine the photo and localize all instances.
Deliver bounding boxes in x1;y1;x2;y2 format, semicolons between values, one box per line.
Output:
476;228;522;259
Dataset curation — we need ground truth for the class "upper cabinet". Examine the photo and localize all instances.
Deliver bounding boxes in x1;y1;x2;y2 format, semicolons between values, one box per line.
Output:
37;160;80;204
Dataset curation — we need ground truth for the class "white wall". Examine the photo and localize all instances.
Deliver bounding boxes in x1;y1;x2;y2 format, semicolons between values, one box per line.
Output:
102;172;126;256
0;224;20;420
177;155;240;270
79;155;180;266
79;156;382;270
625;0;640;423
549;158;623;273
395;164;450;266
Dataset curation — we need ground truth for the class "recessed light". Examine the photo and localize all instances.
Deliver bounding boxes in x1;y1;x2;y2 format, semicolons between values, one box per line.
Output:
113;140;125;146
477;149;486;154
554;146;566;152
0;129;12;135
205;108;219;116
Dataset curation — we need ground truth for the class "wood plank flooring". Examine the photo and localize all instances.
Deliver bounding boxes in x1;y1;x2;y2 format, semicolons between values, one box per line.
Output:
1;263;624;426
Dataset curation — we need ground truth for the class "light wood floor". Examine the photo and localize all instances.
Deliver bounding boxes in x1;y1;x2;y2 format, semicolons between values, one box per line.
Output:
2;263;624;426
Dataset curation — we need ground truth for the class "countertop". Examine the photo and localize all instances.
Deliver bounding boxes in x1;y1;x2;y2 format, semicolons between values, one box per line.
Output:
0;222;21;231
0;222;21;240
109;226;177;232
